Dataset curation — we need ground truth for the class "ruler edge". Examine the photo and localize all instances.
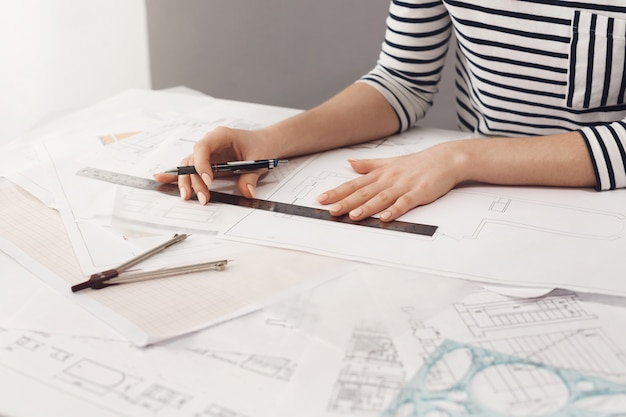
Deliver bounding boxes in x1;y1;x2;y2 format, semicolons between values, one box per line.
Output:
77;167;439;237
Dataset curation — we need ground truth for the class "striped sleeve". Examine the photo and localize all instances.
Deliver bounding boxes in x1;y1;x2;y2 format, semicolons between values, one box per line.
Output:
358;0;452;132
579;121;626;190
571;9;626;190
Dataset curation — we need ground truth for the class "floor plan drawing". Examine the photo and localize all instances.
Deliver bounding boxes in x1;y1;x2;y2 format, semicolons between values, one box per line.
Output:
194;404;251;417
0;330;196;415
0;326;287;417
5;88;626;417
327;322;405;415
381;339;626;417
186;348;296;382
222;132;626;295
453;292;596;337
477;329;626;380
426;290;626;377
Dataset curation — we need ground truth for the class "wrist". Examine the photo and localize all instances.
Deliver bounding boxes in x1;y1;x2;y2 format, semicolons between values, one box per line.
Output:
258;120;304;158
255;125;285;158
442;139;474;186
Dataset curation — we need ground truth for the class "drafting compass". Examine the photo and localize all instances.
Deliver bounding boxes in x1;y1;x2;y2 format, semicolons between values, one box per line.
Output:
71;233;228;292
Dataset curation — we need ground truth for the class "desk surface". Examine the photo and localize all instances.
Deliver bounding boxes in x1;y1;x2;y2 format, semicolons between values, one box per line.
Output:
3;243;626;417
2;91;626;417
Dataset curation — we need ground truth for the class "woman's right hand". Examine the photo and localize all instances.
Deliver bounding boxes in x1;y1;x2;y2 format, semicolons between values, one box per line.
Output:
153;126;274;204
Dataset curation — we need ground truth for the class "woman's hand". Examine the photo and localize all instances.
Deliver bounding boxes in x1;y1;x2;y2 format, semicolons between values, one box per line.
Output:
153;126;274;204
316;142;466;222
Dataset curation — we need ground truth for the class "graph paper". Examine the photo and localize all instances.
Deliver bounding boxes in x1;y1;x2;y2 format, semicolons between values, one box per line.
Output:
0;181;355;345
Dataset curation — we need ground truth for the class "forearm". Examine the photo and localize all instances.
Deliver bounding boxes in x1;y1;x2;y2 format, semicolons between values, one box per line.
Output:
456;131;596;188
261;82;399;158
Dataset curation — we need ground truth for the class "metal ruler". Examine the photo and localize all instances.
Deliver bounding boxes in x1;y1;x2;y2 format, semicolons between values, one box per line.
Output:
77;167;438;237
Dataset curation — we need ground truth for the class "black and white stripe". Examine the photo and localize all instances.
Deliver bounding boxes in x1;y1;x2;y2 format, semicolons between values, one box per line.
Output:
359;0;626;191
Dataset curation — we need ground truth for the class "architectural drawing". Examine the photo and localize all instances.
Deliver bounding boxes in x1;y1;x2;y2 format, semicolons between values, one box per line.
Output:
222;132;626;294
115;187;229;231
0;330;197;416
426;290;626;378
381;339;626;417
194;404;251;417
478;329;626;381
327;322;405;415
56;358;142;396
5;87;626;417
454;292;596;337
437;189;625;241
186;348;296;382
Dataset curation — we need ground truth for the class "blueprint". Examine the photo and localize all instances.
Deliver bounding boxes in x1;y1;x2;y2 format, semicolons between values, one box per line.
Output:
381;339;626;417
3;89;626;416
219;129;626;297
0;92;354;346
0;179;358;346
3;267;626;416
16;91;624;296
42;105;305;274
276;284;626;417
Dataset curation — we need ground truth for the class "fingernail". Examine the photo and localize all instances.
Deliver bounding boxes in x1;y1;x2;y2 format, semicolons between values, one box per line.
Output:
350;208;363;218
247;184;256;199
201;173;212;188
317;193;328;203
329;203;342;213
180;186;187;200
197;192;207;205
381;211;392;221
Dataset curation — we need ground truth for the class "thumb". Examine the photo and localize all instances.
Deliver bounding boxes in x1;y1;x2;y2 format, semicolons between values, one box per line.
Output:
238;172;261;198
348;158;385;174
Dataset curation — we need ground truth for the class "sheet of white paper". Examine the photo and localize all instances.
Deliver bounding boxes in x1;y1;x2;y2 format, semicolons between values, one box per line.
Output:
1;88;217;205
36;99;306;273
4;90;626;417
278;287;626;417
0;242;44;322
0;326;295;417
0;262;476;417
4;223;626;417
0;181;360;346
220;128;626;297
3;284;126;341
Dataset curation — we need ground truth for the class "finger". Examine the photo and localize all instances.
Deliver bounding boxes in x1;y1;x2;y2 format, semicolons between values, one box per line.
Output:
348;157;389;174
192;143;215;190
345;186;402;220
188;171;211;205
328;181;387;218
317;174;377;211
176;156;207;204
378;189;444;222
318;158;393;207
378;192;420;222
153;172;178;183
174;156;194;201
237;172;262;199
191;168;214;191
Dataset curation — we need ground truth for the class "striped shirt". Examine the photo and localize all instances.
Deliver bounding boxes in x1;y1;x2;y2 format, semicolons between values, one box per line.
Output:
359;0;626;191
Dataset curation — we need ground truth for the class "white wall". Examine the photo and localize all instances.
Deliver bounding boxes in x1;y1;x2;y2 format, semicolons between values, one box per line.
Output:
0;1;151;144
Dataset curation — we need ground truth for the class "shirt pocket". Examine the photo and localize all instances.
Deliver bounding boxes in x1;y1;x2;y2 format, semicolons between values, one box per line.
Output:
566;10;626;109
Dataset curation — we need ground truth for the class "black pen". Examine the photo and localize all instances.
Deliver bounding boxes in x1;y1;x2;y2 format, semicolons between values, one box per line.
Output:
165;159;288;175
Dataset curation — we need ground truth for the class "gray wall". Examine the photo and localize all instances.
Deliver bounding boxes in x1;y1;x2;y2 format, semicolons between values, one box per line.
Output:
145;1;457;129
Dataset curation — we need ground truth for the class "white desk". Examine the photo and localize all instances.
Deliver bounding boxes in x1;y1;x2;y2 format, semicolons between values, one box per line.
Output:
2;92;626;417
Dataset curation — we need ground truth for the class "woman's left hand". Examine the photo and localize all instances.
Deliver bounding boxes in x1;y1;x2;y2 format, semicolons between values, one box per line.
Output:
316;142;465;221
